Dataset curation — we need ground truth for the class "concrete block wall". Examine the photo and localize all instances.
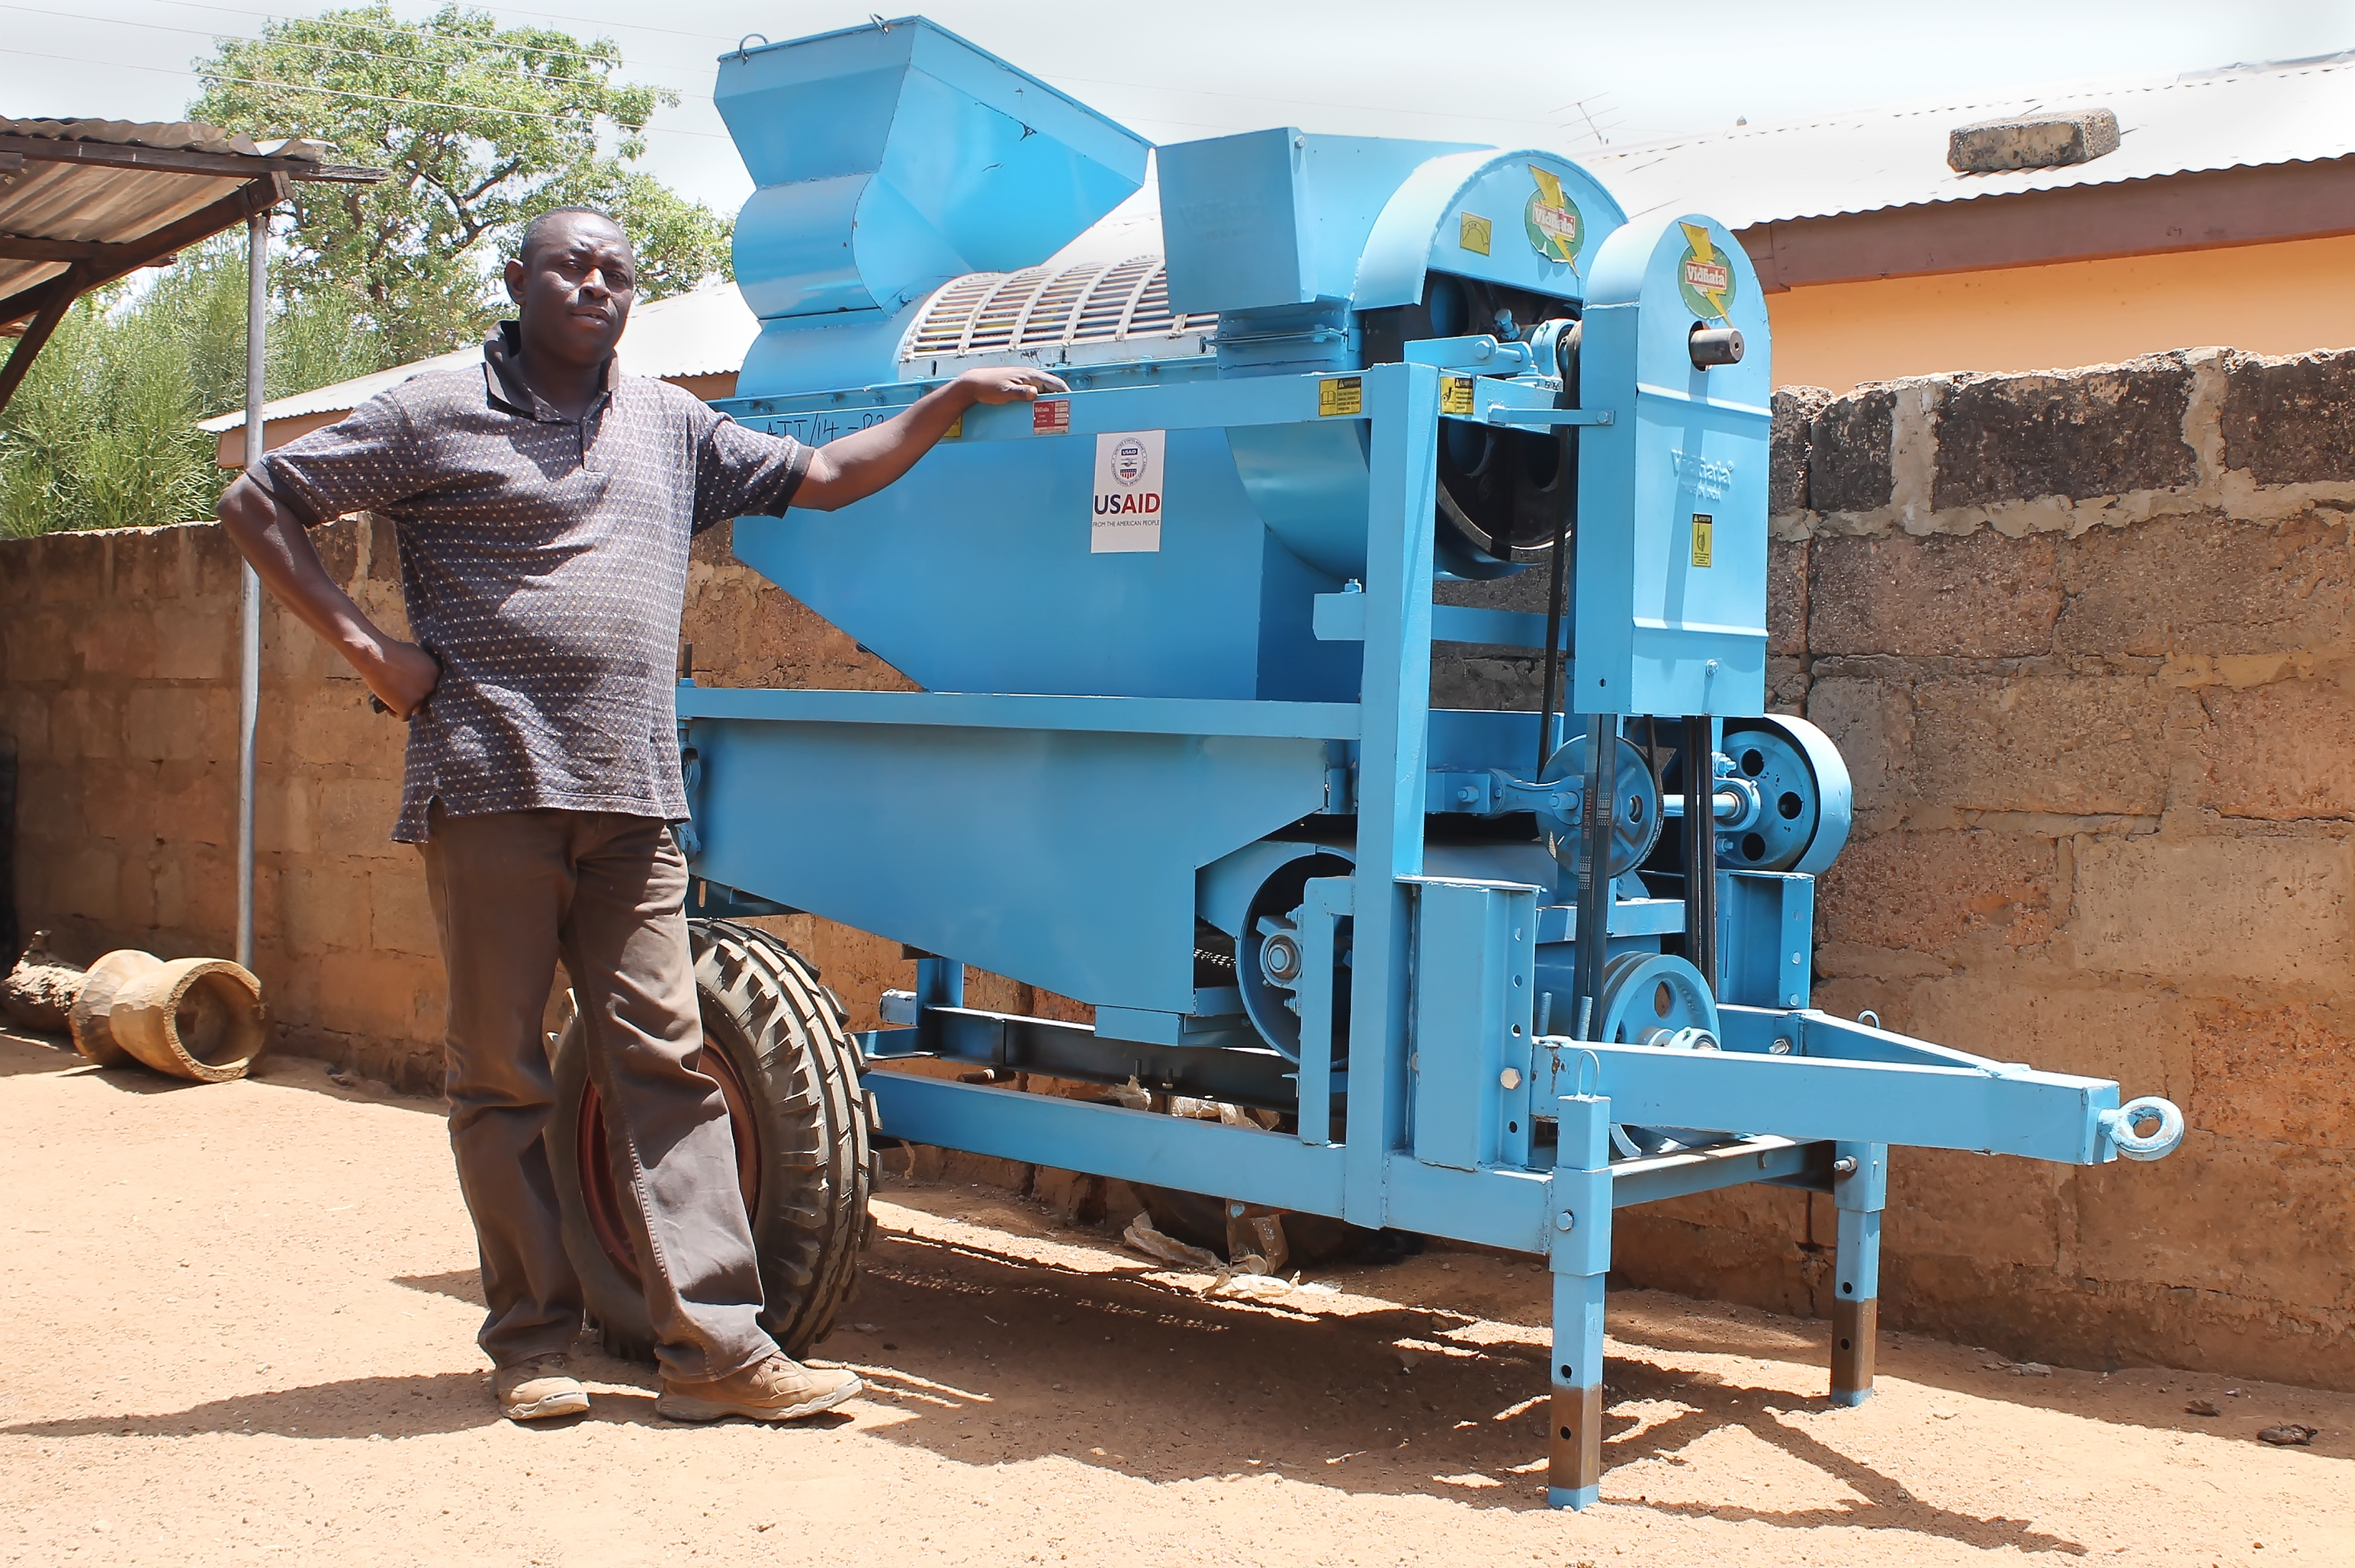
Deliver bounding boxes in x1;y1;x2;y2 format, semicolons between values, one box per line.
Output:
1438;347;2355;1390
4;345;2350;1388
0;517;1049;1087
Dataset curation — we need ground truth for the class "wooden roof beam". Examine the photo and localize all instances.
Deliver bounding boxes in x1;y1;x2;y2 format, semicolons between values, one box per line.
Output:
0;171;287;381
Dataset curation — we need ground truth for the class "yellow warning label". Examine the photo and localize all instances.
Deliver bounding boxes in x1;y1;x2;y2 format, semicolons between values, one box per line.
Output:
1318;376;1364;417
944;413;963;440
1691;512;1714;568
1441;375;1475;416
1459;212;1492;255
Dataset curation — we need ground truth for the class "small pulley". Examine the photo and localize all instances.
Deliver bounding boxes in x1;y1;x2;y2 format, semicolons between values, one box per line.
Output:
1592;952;1720;1049
1235;853;1353;1062
1537;731;1662;877
1589;953;1733;1158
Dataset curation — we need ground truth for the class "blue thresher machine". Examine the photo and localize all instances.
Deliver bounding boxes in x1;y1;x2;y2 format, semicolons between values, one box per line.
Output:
553;18;2186;1508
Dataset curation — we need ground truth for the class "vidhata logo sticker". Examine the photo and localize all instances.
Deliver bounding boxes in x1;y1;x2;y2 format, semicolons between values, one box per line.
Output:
1092;429;1165;553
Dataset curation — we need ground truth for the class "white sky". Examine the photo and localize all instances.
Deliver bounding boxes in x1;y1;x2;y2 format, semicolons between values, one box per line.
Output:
5;0;2353;215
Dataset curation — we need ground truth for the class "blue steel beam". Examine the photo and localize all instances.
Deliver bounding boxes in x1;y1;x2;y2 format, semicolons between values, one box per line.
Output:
1311;593;1566;650
1608;1135;1823;1207
868;1070;1347;1215
1341;360;1443;1230
1578;1042;2121;1162
676;687;1361;741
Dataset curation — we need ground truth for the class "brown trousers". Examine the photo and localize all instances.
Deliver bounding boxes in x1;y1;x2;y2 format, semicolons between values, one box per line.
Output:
418;806;777;1381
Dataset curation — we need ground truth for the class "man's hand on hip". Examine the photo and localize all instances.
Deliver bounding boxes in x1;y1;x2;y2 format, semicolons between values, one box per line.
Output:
360;637;442;718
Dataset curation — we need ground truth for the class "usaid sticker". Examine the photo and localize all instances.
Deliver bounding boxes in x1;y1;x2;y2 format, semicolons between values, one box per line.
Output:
1091;429;1165;553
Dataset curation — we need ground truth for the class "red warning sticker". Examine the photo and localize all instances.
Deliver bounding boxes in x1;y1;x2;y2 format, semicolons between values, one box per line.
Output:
1033;399;1071;434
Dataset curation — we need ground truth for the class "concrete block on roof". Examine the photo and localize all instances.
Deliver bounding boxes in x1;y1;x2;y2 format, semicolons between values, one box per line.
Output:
1933;361;2197;509
1946;107;2119;173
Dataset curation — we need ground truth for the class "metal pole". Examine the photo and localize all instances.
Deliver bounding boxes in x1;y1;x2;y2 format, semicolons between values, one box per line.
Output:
236;207;268;970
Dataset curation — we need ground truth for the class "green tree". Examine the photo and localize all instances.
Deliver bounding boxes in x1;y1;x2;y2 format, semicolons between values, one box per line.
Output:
0;287;217;538
140;235;386;419
0;241;395;538
191;4;729;364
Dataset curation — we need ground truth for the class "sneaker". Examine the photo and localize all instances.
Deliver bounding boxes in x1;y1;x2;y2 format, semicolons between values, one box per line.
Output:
654;1352;862;1424
493;1353;590;1422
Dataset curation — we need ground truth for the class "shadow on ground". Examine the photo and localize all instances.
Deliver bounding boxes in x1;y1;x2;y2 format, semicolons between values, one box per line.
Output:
818;1223;2092;1554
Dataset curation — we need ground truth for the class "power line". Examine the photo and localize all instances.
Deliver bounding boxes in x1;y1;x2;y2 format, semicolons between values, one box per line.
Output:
0;46;729;137
116;2;1586;137
0;5;705;100
469;2;734;47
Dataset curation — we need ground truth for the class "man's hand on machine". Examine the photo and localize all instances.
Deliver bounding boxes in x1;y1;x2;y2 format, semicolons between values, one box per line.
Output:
794;367;1073;511
950;365;1069;405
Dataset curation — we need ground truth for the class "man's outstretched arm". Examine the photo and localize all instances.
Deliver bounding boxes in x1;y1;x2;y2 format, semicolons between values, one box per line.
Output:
217;476;442;718
792;365;1068;512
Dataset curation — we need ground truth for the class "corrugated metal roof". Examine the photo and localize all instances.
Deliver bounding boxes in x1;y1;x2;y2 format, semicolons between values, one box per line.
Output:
0;118;329;161
1583;52;2355;230
0;117;336;328
200;282;761;432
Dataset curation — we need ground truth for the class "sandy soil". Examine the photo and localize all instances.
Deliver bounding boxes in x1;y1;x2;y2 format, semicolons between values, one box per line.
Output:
2;1025;2347;1568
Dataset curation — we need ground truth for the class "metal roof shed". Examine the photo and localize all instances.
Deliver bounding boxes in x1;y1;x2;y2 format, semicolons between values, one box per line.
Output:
1;117;387;972
0;117;385;413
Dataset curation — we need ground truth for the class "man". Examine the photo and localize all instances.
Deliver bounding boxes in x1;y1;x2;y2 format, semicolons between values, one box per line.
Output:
220;207;1065;1425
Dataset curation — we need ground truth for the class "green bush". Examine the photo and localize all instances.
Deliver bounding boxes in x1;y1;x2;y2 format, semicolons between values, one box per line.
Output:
0;240;390;539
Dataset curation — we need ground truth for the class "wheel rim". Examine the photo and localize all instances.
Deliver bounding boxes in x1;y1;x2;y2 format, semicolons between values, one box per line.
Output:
575;1024;763;1287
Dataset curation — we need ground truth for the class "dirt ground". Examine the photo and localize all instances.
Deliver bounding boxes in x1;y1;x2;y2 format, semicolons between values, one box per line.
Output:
2;1027;2347;1568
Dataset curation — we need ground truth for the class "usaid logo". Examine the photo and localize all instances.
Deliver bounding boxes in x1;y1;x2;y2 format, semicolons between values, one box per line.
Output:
1112;437;1149;485
1091;429;1166;554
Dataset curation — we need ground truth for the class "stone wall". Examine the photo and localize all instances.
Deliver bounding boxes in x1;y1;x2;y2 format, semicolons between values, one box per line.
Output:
1553;348;2350;1390
0;518;1003;1085
5;345;2351;1389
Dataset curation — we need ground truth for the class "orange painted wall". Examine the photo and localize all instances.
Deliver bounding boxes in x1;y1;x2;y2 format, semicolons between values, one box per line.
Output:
1765;233;2355;390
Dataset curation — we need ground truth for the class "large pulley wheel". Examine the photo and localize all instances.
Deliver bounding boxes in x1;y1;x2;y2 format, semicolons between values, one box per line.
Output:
549;917;876;1362
1537;732;1663;877
1715;715;1853;875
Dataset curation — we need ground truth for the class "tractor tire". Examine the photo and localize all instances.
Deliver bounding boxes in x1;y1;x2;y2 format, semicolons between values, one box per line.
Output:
549;918;877;1363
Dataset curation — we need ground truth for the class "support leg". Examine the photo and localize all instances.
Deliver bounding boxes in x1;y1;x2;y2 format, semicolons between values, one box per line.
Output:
1548;1093;1613;1509
1830;1140;1887;1406
1549;1268;1608;1509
